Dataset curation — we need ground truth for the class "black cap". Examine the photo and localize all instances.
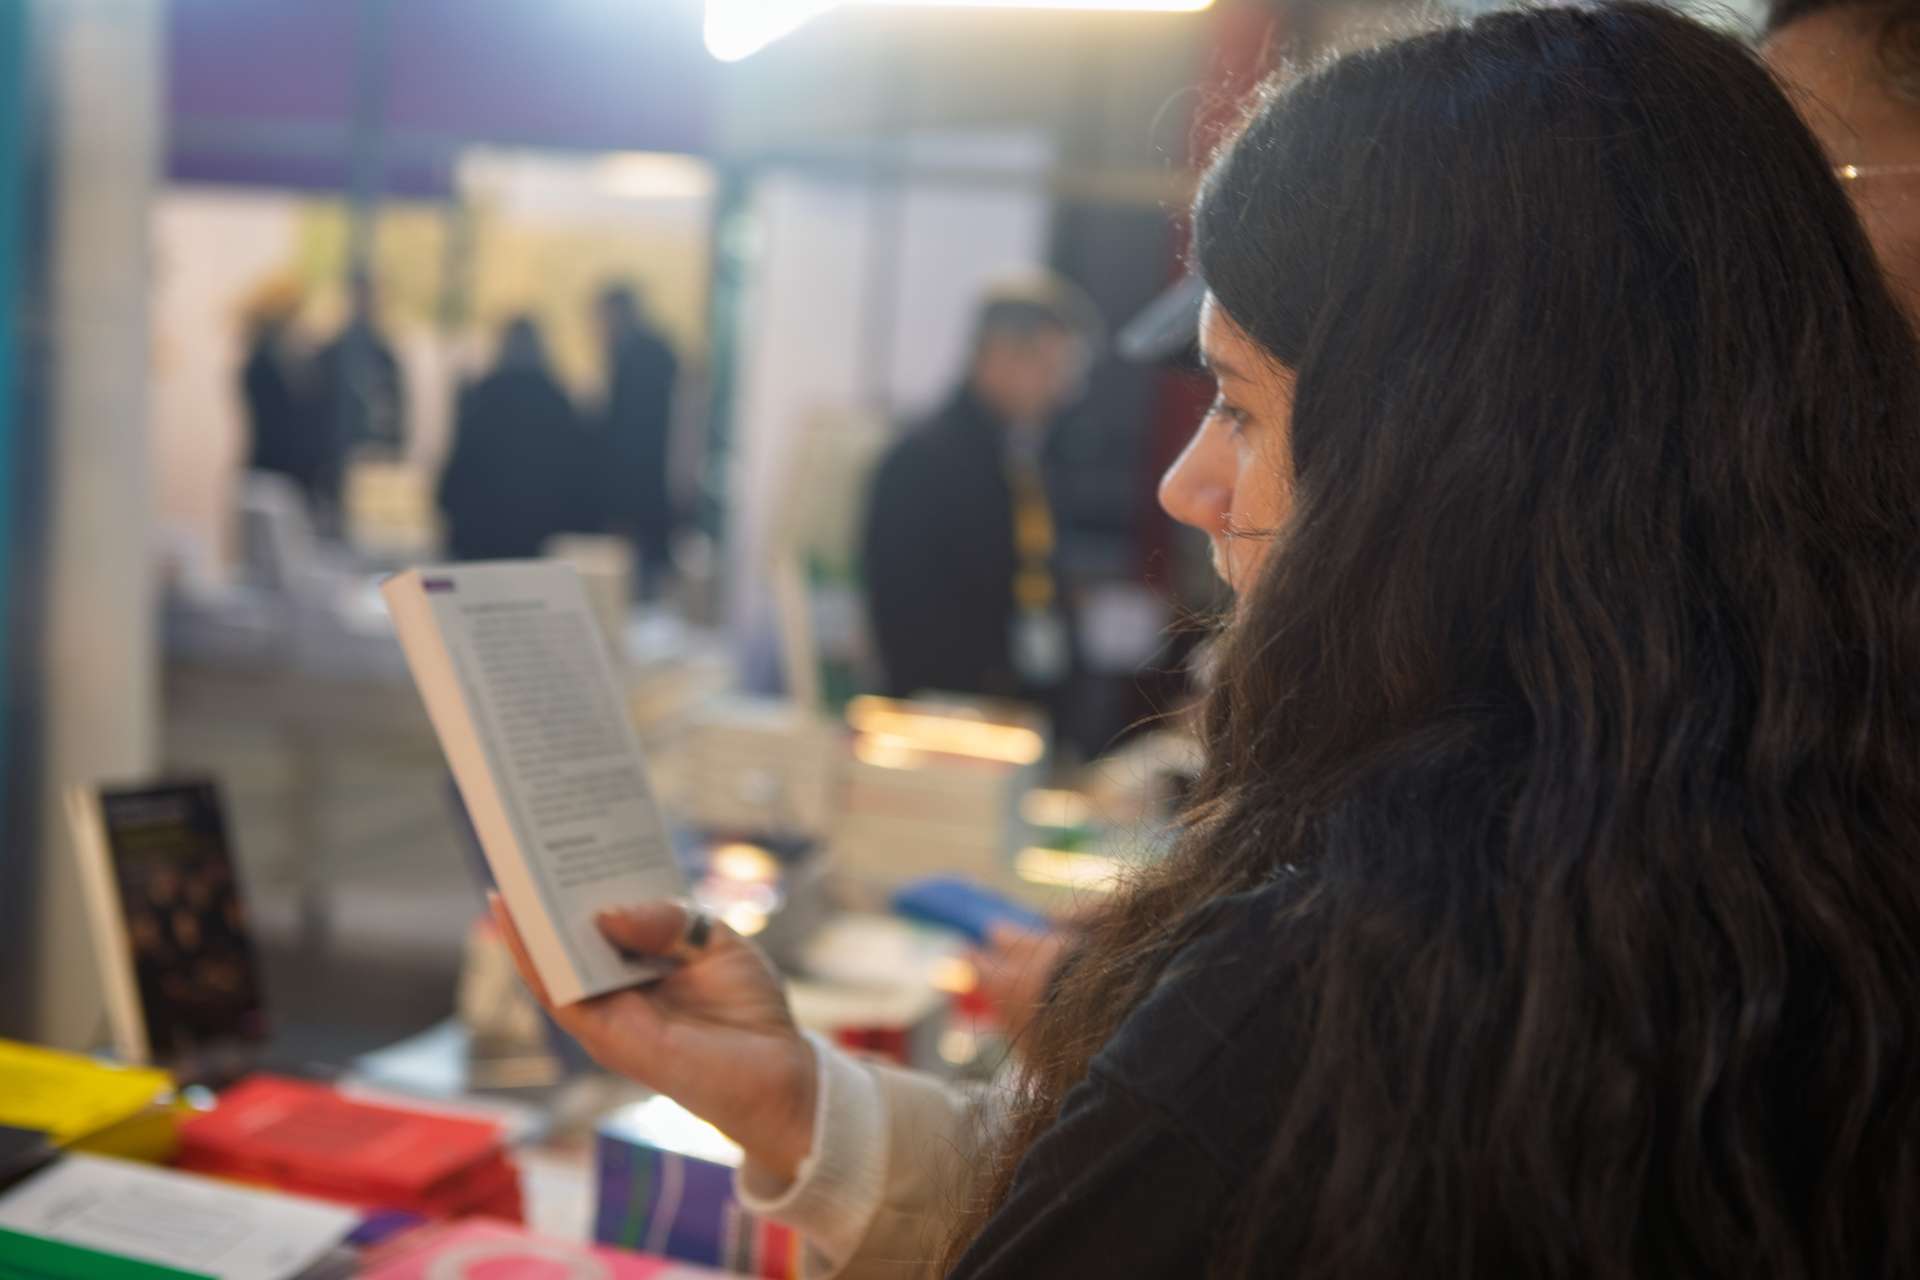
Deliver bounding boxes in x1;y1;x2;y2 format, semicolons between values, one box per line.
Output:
1116;273;1205;366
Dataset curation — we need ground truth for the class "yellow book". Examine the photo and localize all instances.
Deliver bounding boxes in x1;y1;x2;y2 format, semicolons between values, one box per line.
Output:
0;1040;179;1161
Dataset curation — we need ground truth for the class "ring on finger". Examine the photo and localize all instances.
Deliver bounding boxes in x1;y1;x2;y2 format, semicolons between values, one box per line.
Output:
680;906;715;955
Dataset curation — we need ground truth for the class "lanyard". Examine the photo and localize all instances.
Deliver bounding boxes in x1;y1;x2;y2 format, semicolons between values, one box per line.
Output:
1006;456;1056;613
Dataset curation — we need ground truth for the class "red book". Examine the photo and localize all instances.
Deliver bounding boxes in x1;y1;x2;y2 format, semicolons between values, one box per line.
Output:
176;1146;525;1220
179;1077;507;1208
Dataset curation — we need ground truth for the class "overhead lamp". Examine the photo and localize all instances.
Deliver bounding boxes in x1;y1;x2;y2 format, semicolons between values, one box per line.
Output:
704;0;1215;63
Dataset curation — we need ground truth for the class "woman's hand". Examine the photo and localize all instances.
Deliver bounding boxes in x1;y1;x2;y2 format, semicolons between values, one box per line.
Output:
489;894;817;1181
973;922;1073;1045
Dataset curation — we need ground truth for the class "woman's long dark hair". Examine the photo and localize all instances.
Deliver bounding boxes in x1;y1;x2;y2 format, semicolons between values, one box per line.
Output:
953;4;1920;1276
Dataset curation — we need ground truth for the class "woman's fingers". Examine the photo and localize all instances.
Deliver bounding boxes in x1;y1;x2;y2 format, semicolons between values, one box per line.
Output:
594;899;694;957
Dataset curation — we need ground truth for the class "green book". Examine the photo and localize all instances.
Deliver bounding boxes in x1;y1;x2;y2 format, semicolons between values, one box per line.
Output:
0;1155;355;1280
0;1227;207;1280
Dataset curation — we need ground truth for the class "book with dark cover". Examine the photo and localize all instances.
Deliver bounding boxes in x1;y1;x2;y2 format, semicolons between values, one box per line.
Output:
67;779;268;1067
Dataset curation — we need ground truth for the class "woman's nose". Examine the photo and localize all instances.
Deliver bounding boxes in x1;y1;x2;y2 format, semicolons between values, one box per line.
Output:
1158;430;1232;534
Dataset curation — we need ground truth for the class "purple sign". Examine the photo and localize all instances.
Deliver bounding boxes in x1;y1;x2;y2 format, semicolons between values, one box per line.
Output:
168;0;715;195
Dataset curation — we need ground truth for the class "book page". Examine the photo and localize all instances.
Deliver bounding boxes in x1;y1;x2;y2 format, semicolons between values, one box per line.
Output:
422;564;682;995
0;1154;356;1280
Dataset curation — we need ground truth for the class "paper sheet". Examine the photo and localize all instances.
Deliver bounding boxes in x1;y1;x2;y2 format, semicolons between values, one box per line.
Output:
0;1154;356;1280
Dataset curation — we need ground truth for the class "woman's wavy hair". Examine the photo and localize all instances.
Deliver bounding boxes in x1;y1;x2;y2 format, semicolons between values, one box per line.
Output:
951;4;1920;1276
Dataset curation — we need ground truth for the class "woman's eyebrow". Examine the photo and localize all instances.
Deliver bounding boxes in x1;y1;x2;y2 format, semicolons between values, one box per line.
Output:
1201;350;1251;382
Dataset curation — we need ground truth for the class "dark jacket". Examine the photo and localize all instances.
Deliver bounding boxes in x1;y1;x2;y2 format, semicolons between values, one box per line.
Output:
437;367;603;562
308;323;407;504
951;881;1296;1276
242;337;319;499
861;388;1066;702
602;326;679;559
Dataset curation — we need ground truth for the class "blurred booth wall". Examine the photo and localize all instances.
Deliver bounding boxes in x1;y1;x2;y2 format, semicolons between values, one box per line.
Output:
1;0;165;1049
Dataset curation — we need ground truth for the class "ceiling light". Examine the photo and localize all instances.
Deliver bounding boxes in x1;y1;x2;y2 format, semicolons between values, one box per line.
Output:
705;0;1214;62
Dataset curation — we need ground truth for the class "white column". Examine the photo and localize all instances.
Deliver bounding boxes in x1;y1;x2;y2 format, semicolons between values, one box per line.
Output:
29;0;162;1049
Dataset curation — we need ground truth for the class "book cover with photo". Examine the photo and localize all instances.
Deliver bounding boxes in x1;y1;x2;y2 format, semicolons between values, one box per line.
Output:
67;779;269;1067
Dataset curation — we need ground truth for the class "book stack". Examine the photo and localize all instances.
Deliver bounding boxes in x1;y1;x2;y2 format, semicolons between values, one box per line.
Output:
543;534;636;661
594;1097;802;1278
0;1039;181;1169
788;978;947;1068
177;1076;523;1221
655;696;843;840
830;696;1047;887
361;1219;731;1278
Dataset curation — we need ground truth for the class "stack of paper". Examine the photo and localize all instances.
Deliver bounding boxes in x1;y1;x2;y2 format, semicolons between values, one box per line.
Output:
831;697;1046;886
658;697;842;840
0;1040;180;1166
788;978;947;1067
0;1153;357;1280
176;1077;522;1221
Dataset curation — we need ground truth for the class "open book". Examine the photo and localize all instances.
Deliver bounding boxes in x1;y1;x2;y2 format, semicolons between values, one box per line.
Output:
383;562;684;1004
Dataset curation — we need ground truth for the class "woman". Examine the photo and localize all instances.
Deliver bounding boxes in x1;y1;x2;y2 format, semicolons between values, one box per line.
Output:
437;315;605;561
497;3;1920;1275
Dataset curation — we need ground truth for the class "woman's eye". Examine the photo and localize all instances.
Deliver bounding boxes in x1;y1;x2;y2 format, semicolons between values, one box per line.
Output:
1208;395;1251;433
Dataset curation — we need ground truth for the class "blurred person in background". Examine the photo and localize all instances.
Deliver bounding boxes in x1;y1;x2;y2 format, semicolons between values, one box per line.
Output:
1768;0;1920;310
238;277;321;515
494;5;1920;1276
596;282;681;597
307;271;408;532
861;277;1100;730
437;315;602;562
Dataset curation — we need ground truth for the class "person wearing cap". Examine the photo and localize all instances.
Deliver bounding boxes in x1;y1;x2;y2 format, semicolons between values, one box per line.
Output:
859;277;1101;728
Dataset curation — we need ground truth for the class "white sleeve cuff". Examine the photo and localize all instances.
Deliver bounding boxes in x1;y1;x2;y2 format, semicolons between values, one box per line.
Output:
734;1030;888;1274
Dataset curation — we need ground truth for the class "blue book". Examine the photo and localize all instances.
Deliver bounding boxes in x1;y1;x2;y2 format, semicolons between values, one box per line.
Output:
891;877;1051;945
